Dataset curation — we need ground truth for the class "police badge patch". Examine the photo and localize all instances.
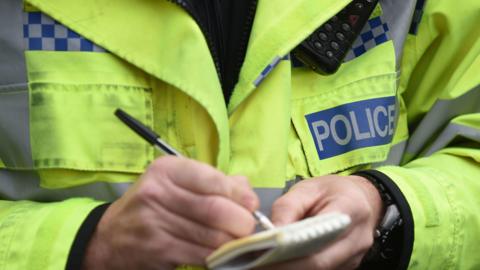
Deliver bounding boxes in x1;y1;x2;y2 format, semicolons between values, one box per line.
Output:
305;96;396;160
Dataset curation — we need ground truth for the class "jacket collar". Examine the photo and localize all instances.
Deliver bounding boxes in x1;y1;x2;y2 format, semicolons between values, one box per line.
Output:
25;0;352;167
229;0;352;113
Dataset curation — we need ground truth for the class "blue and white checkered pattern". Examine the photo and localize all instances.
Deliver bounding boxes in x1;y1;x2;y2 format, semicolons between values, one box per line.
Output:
343;16;389;61
253;54;290;87
23;12;106;52
409;0;426;35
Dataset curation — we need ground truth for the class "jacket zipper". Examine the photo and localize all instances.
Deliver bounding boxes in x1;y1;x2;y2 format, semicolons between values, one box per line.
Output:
168;0;258;103
231;0;257;89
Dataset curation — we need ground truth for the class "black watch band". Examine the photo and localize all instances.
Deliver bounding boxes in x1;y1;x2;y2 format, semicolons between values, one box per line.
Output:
356;171;402;258
353;170;414;270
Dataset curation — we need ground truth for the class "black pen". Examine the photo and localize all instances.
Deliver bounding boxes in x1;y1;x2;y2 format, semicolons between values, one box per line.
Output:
115;109;182;156
115;108;275;230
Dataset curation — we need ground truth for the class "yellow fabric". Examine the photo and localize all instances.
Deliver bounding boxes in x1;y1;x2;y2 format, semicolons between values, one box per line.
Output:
151;80;219;165
290;41;400;176
378;152;480;270
376;0;480;268
450;113;480;130
230;0;351;113
371;4;383;18
0;199;103;270
28;0;230;171
399;0;480;124
0;0;478;269
23;2;38;12
26;51;153;187
228;60;291;187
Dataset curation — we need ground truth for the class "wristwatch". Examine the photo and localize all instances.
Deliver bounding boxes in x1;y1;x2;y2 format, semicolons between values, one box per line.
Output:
354;171;403;262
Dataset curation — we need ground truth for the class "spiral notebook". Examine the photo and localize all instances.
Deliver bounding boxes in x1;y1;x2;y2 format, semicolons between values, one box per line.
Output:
206;212;351;270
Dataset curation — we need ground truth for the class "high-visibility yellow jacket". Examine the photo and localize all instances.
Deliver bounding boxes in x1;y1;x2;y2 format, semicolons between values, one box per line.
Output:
0;0;478;269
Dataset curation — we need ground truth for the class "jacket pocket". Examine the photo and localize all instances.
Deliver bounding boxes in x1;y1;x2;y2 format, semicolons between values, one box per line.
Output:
290;41;400;176
26;51;154;188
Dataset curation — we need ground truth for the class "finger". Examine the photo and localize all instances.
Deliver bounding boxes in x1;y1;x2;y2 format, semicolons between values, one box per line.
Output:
149;156;258;211
258;233;361;270
154;179;257;237
150;198;235;249
303;205;373;270
229;175;260;211
270;183;323;226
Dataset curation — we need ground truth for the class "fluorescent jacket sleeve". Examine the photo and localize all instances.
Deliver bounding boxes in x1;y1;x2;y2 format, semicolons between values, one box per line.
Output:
378;151;480;269
376;0;480;268
0;199;104;270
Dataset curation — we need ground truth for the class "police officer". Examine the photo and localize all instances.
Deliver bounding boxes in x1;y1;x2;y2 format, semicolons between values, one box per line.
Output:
0;0;479;269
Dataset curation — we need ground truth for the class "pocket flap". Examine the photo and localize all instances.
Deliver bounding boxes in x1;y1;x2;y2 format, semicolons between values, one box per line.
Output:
291;42;398;176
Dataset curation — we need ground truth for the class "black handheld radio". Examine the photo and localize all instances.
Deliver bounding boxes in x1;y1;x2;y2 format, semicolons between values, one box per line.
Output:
292;0;379;75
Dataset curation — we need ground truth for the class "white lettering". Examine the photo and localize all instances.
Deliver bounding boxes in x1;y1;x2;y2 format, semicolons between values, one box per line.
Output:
312;120;329;151
330;115;352;145
388;104;395;136
373;106;388;137
350;111;371;141
365;108;376;138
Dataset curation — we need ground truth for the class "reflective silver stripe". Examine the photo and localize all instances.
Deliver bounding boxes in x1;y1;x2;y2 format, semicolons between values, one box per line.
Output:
0;87;34;168
283;175;303;193
253;56;283;87
0;0;33;168
0;170;285;213
405;85;480;158
0;169;131;201
364;96;404;167
0;0;27;86
373;140;407;167
254;188;285;218
424;124;480;157
380;0;417;66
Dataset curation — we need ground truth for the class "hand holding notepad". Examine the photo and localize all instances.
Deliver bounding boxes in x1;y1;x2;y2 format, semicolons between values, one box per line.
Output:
206;212;351;270
114;109;352;270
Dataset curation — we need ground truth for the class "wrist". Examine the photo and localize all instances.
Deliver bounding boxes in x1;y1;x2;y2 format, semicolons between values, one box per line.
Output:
348;175;385;227
353;170;409;268
81;228;110;270
66;203;111;270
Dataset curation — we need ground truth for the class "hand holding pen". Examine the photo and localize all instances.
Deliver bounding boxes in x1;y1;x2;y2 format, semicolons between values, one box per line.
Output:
82;110;267;269
115;108;275;231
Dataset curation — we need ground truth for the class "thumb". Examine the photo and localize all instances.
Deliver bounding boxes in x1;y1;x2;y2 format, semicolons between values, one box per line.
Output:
270;185;320;226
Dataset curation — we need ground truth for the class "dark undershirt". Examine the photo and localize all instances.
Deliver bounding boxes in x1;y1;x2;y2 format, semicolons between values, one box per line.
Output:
217;0;257;103
191;0;257;103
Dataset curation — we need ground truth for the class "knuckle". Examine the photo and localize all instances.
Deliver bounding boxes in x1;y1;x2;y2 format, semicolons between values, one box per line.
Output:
234;175;250;186
272;197;293;212
150;155;176;171
136;180;162;203
212;174;233;196
214;179;232;198
207;231;225;247
204;230;230;247
203;196;223;223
